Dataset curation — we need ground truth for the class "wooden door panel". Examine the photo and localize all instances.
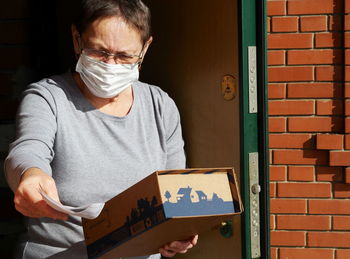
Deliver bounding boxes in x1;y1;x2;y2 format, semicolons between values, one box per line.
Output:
141;1;241;258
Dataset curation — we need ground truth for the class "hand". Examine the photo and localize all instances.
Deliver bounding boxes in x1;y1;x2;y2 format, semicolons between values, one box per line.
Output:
159;235;198;258
14;168;68;220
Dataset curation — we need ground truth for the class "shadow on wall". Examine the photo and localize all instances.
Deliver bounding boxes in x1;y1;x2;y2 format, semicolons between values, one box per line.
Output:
302;0;346;166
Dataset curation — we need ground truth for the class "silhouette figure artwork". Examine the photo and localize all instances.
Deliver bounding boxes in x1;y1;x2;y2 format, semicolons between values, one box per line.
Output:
163;186;236;217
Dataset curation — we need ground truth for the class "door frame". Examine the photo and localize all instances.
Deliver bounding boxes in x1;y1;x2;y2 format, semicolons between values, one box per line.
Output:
239;0;269;259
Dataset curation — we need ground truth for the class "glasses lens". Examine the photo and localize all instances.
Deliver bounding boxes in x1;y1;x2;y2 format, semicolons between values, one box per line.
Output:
83;49;106;61
83;48;141;64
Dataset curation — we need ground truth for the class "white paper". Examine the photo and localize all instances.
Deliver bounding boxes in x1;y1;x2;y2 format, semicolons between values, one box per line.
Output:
39;190;105;219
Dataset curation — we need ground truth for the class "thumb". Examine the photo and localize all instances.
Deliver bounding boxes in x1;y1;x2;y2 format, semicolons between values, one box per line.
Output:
39;180;62;204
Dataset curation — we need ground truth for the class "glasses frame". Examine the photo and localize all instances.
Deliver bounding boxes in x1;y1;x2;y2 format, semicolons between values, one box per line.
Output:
78;36;145;65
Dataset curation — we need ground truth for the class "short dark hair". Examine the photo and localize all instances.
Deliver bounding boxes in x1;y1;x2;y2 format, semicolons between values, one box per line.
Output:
74;0;151;44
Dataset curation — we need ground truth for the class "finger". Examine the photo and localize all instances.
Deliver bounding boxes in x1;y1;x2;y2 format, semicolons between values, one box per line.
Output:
39;202;69;220
15;196;68;220
167;241;193;252
190;235;199;246
40;178;62;204
159;248;176;258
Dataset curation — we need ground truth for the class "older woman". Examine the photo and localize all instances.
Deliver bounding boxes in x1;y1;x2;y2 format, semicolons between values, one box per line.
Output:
5;0;197;258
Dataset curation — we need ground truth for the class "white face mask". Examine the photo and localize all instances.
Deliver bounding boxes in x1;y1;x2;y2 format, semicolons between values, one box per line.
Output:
75;53;139;98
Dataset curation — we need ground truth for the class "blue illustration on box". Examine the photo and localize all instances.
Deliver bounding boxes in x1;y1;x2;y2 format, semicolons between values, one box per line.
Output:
163;186;235;217
87;186;236;258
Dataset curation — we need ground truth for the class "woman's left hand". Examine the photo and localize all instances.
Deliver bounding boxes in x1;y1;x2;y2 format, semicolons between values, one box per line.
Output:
159;235;198;258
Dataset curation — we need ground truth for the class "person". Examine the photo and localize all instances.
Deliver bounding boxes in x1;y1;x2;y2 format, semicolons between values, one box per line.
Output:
4;0;198;258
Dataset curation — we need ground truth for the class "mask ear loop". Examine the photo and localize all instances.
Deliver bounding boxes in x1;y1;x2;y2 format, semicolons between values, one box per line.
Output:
75;34;83;60
137;48;145;70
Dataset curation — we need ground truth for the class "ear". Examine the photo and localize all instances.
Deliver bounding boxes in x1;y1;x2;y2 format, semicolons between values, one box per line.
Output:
138;36;153;69
141;36;153;57
71;24;81;56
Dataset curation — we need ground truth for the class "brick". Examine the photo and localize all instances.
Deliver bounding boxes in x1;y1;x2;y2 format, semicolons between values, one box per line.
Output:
269;100;314;115
300;16;327;32
309;199;350;214
271;215;275;230
315;33;342;48
334;216;350;230
316;166;343;182
330;151;350;166
317;134;344;150
316;100;343;115
277;215;330;230
347;0;350;14
346;50;350;65
0;22;30;45
268;50;285;66
288;166;314;181
346;15;350;31
271;247;277;259
270;182;276;197
346;118;350;133
273;149;328;165
346;100;350;116
288;49;342;65
288;0;343;15
288;83;342;98
345;134;350;149
269;66;314;82
346;168;350;183
267;17;271;33
271;231;306;246
346;32;350;48
337;249;350;259
270;166;287;181
346;66;350;82
288;117;343;133
267;0;286;16
279;248;333;259
334;183;350;198
268;33;313;49
329;15;343;31
270;134;314;149
268;83;286;99
327;100;346;116
316;66;343;82
271;16;298;32
270;199;307;214
277;182;331;198
308;232;350;248
269;117;286;132
346;84;350;98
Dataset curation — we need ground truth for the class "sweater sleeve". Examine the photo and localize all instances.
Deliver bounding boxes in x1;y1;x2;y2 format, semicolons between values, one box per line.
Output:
4;83;57;192
162;96;186;170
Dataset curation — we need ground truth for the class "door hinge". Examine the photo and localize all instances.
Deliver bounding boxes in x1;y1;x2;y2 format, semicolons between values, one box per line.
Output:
249;152;261;258
248;46;258;114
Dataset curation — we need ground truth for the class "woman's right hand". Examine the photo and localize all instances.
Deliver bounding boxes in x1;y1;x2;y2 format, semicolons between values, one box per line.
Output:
14;168;68;220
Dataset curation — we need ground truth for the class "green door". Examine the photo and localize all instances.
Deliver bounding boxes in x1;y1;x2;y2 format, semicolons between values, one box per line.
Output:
141;0;269;258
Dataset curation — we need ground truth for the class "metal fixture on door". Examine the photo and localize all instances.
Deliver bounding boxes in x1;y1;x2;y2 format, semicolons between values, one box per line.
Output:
249;152;261;258
221;75;237;101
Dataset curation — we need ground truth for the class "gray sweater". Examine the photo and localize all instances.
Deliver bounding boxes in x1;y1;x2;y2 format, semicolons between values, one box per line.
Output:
5;72;186;259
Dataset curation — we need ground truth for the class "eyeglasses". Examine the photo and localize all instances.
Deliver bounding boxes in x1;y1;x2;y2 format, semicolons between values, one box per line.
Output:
82;48;144;64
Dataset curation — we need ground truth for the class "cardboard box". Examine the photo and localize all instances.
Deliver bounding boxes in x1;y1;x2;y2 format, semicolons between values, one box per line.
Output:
82;168;243;258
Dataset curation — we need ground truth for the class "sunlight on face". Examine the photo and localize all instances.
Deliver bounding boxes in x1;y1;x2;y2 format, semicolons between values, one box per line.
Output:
81;16;144;62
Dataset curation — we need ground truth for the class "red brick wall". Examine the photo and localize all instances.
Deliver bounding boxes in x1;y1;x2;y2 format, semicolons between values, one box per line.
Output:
268;0;350;258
